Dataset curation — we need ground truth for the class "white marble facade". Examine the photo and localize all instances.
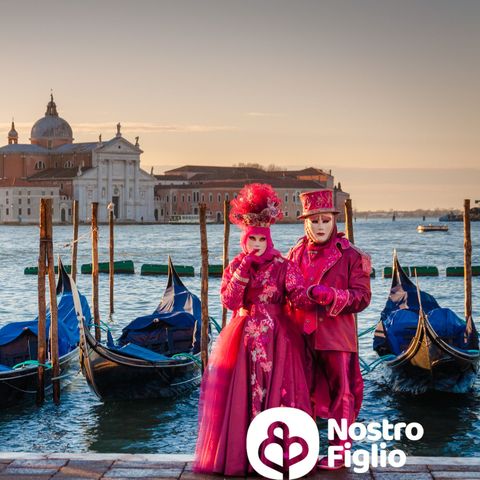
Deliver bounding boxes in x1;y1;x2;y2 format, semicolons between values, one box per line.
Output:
73;135;156;223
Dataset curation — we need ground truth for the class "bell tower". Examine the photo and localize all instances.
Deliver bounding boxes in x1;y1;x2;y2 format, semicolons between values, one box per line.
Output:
8;120;18;145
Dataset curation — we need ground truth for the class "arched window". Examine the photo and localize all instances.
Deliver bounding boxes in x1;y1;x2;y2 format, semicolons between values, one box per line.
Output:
64;160;73;168
217;193;221;202
35;160;46;170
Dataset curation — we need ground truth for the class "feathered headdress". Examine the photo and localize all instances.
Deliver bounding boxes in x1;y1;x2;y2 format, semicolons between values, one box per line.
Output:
229;183;283;227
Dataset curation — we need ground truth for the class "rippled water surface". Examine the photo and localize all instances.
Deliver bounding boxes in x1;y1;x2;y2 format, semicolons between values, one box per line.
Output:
1;219;480;455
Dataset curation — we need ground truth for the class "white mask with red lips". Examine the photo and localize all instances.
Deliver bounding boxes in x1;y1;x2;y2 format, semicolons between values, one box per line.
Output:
305;213;336;244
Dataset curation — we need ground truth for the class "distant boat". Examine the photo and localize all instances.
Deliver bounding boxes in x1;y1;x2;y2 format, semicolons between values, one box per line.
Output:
417;224;449;233
168;214;216;224
439;212;461;222
440;208;480;222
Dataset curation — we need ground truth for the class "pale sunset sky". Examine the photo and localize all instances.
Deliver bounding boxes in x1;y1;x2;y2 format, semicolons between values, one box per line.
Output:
0;0;479;210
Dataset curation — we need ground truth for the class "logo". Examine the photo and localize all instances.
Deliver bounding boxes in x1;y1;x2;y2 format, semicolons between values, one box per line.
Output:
328;419;424;473
246;407;319;479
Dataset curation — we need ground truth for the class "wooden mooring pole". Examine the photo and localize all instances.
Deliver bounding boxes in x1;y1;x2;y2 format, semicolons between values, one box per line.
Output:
37;199;47;405
464;199;472;322
71;200;79;282
345;198;354;245
222;200;230;329
108;203;114;316
199;203;209;372
91;203;101;341
344;198;359;350
45;199;60;404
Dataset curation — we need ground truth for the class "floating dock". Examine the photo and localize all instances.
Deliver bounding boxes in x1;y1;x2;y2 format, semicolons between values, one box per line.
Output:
80;260;135;274
141;264;195;276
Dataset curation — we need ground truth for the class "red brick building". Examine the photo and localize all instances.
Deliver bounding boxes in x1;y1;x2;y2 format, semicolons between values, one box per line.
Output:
154;166;348;223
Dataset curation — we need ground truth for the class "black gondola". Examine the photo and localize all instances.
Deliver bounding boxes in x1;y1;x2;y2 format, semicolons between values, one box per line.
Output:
373;251;480;394
0;260;91;408
77;257;204;401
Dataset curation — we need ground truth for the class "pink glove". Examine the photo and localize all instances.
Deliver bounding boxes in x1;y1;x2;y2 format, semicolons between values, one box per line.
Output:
237;251;261;278
310;285;334;305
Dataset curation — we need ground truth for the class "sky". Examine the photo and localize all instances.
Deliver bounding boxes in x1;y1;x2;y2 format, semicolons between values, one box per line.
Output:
0;0;479;210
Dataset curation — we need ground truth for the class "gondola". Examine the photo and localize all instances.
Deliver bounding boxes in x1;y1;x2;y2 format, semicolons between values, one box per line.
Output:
77;257;204;401
0;260;91;408
373;252;480;394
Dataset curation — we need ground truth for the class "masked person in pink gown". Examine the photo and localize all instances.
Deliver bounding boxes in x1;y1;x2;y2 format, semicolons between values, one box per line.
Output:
288;189;372;470
194;183;316;476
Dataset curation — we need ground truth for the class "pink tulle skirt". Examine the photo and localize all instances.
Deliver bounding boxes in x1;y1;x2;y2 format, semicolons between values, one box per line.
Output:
194;304;313;476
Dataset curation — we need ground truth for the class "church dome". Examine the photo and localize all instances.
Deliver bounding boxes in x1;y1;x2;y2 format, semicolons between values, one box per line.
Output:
30;94;73;147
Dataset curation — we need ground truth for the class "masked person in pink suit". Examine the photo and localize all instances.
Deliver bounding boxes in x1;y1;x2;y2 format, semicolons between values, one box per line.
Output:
288;189;372;470
194;183;316;477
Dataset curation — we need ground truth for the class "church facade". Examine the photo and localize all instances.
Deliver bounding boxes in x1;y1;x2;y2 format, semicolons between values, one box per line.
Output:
0;95;156;223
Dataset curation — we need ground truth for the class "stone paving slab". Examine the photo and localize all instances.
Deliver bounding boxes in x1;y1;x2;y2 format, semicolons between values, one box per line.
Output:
0;467;61;476
428;464;480;471
373;464;430;472
103;468;182;479
63;460;115;471
53;477;102;480
0;476;54;480
431;473;480;479
1;454;480;478
9;459;68;468
371;473;432;480
310;470;373;479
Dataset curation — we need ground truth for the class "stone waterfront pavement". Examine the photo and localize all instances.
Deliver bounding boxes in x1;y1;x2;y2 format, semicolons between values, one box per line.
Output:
1;454;480;479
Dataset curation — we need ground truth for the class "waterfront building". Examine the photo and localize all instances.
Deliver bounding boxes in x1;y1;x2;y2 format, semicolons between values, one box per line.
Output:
0;179;64;223
154;166;348;222
0;95;156;223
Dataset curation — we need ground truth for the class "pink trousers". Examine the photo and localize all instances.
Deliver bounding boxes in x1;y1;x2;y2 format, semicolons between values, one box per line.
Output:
311;350;364;447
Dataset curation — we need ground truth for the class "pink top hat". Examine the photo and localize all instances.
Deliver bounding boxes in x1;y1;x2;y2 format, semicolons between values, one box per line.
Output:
298;189;340;219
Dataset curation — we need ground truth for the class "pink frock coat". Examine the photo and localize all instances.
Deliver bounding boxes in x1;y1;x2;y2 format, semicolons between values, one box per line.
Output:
288;234;371;420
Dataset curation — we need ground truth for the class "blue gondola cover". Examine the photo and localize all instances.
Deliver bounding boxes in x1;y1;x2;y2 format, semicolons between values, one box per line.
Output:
0;263;91;365
117;258;203;354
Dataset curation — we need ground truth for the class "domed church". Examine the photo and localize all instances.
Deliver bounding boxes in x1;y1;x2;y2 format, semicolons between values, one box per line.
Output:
0;95;155;223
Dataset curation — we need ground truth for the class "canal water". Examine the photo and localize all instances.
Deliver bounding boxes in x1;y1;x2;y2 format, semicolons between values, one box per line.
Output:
0;219;480;456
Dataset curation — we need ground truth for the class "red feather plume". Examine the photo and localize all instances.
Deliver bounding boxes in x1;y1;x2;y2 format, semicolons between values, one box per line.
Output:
229;183;283;227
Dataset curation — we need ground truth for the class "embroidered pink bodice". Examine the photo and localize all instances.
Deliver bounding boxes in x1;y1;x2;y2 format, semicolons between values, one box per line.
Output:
220;253;312;312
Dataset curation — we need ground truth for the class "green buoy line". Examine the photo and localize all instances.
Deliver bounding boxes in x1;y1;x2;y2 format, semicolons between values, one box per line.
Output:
23;262;480;278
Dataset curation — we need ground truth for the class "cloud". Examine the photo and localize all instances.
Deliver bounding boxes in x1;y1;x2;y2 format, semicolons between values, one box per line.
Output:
73;122;237;133
0;121;236;134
